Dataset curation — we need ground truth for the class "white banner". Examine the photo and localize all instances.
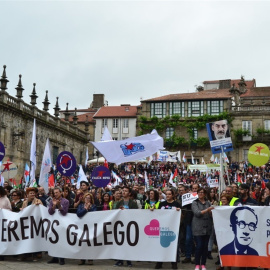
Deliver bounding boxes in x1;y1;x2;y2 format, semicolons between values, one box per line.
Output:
207;178;219;188
91;129;164;165
0;206;180;261
182;193;198;206
157;150;169;161
213;206;270;268
188;164;222;172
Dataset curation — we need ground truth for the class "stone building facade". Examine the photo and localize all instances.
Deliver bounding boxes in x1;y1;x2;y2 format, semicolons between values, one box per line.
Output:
59;94;106;159
138;77;270;163
0;65;89;181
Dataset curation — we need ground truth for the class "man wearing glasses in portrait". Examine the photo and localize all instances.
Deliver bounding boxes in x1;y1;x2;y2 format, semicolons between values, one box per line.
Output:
220;206;259;256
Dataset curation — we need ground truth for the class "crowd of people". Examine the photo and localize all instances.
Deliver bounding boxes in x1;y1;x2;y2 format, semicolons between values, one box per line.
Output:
0;160;270;270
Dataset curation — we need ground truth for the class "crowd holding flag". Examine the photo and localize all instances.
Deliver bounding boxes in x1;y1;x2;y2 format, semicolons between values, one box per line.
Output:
77;164;87;189
48;173;55;188
112;170;122;185
24;163;30;186
182;152;186;162
85;147;89;167
223;152;229;163
144;170;149;191
169;169;177;188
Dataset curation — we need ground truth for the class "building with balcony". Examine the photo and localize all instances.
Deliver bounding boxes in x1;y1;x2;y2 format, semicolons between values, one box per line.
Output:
139;76;270;163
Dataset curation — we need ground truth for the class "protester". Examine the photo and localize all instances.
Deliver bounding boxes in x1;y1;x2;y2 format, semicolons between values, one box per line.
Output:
234;183;258;206
47;187;69;265
114;186;138;267
130;189;142;209
264;182;270;206
0;186;11;210
3;158;270;268
97;192;110;211
10;190;23;212
76;192;96;265
38;186;48;206
155;189;180;269
144;189;160;209
19;187;42;262
62;186;74;209
192;187;214;270
0;186;11;261
109;189;122;209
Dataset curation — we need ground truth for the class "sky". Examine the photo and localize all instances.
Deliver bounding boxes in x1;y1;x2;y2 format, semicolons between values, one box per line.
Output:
1;0;270;113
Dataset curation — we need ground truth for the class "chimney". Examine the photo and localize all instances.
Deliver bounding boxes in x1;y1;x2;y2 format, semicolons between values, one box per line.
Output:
219;79;231;89
91;94;105;109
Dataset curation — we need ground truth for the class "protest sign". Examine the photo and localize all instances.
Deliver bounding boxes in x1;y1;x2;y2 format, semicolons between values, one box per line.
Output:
248;143;270;167
213;206;270;268
0;205;180;262
56;151;77;176
0;161;17;179
182;193;198;207
207;178;219;188
91;166;111;187
206;120;233;154
0;141;5;162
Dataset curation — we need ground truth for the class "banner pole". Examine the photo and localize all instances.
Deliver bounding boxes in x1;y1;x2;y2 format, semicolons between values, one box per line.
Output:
219;150;224;202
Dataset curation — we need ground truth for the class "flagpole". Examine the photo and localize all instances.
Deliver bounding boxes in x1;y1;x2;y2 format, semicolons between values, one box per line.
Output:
224;154;230;186
219;149;223;202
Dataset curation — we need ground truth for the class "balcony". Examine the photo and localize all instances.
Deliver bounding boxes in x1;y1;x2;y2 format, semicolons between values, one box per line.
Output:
231;105;270;112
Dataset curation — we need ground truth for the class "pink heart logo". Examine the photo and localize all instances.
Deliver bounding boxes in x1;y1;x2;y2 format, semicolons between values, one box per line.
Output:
144;219;160;236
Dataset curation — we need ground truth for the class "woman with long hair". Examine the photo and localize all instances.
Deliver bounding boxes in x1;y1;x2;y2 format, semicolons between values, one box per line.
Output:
208;188;218;206
76;192;97;265
144;189;160;209
97;192;111;211
62;186;74;209
0;186;11;210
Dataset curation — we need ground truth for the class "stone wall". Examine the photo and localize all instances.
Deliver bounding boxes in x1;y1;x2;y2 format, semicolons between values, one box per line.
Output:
0;91;89;181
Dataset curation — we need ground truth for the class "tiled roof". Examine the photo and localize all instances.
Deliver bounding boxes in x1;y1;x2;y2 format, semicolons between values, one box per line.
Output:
94;105;138;118
142;88;233;102
59;108;97;113
203;79;256;89
241;87;270;97
61;112;96;123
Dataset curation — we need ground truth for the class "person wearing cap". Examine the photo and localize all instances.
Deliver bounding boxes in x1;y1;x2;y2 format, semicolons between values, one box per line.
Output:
234;184;258;206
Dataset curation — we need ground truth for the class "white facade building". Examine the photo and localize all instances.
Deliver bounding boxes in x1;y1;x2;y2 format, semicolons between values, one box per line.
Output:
94;105;138;142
